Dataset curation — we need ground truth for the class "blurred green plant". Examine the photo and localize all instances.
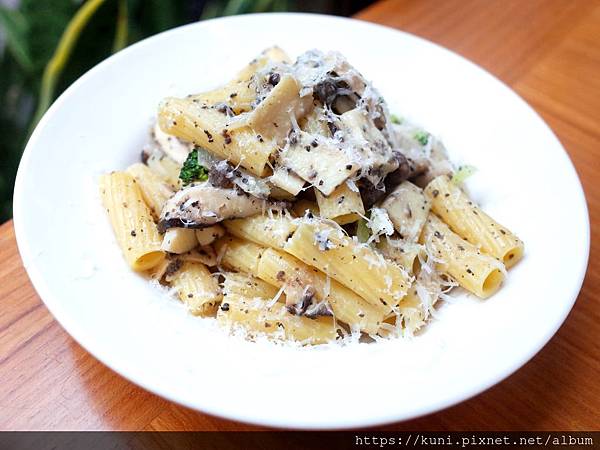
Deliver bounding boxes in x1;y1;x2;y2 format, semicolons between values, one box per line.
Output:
0;0;369;222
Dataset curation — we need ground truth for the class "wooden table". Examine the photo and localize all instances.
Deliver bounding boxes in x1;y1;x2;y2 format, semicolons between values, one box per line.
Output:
1;0;598;431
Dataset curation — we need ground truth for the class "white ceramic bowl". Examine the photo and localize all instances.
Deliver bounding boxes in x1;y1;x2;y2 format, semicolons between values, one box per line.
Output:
13;13;589;429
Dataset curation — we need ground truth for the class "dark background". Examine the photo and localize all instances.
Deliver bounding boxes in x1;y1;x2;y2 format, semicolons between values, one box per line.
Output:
0;0;375;222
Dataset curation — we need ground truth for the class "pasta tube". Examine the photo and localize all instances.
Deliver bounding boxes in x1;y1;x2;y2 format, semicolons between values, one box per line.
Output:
420;214;505;298
161;228;198;254
223;272;281;299
158;98;276;177
126;163;174;219
233;46;291;82
377;238;425;275
99;172;165;271
217;293;337;345
167;261;221;316
193;46;292;115
292;200;319;218
425;175;524;268
195;225;225;246
145;153;181;189
284;221;411;310
315;182;364;225
269;166;306;197
214;236;265;274
224;213;297;249
257;248;385;334
247;75;312;143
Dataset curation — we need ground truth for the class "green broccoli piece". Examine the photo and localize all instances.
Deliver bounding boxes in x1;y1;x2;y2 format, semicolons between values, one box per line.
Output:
390;114;402;125
413;130;430;146
179;149;208;185
356;211;372;244
451;165;477;185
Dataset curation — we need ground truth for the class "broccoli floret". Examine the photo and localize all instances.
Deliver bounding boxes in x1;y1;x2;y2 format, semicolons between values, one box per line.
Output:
390;114;402;124
179;149;208;185
356;211;372;244
451;165;477;185
413;131;430;146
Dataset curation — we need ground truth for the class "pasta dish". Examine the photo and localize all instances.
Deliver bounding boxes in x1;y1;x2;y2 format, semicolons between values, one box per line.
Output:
99;47;524;344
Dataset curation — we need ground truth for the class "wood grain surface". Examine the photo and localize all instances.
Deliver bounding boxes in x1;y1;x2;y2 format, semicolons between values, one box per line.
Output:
1;0;599;431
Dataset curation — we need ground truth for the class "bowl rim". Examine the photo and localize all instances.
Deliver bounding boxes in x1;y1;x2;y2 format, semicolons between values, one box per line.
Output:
13;12;591;429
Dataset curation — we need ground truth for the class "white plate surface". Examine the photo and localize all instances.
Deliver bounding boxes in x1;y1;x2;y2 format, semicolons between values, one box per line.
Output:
13;13;589;429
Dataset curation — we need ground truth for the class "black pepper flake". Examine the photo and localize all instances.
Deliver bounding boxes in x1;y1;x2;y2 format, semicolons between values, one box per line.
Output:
165;259;182;277
187;293;194;298
204;130;213;143
434;231;443;239
305;146;311;152
221;129;232;145
229;92;238;98
432;189;439;198
500;229;506;235
345;164;352;170
264;322;272;328
318;180;324;186
276;270;286;281
257;134;264;142
217;104;234;116
220;303;230;312
130;230;137;237
466;268;474;275
310;139;318;147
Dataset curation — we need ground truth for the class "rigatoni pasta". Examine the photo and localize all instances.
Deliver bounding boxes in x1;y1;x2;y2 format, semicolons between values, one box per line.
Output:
99;172;164;271
100;47;524;345
217;293;338;345
284;221;411;310
420;214;505;298
126;163;174;218
425;175;524;268
223;213;297;249
315;182;365;225
257;248;386;334
167;261;221;316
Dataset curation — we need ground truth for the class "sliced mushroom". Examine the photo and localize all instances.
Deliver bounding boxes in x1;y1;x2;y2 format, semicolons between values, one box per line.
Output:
391;123;453;188
158;183;270;232
380;181;431;242
285;284;316;316
153;122;193;165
